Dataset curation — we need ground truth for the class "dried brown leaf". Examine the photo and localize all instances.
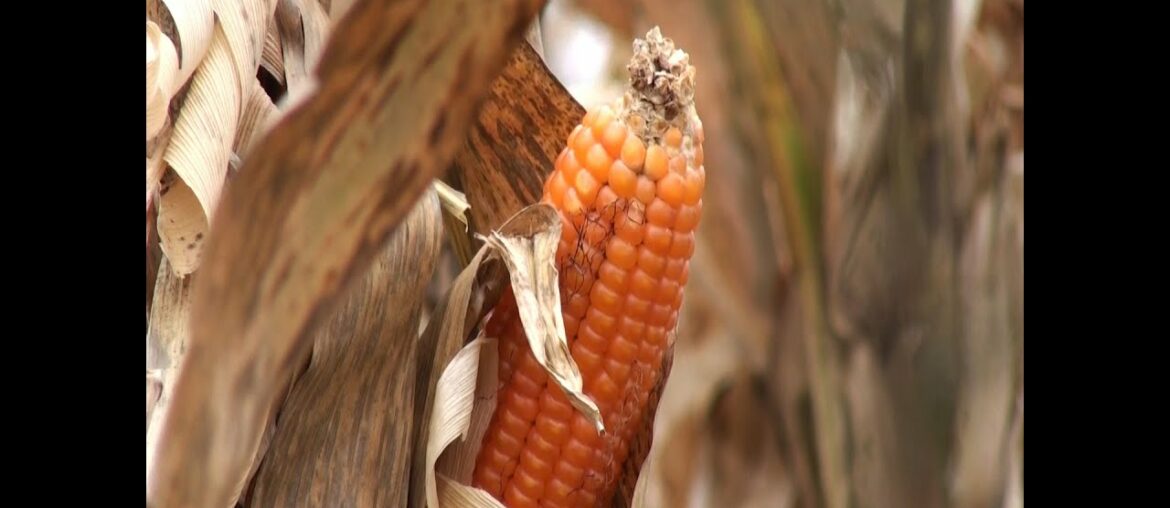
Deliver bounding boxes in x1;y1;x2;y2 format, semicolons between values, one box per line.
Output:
275;0;311;106
951;132;1022;508
248;191;443;507
145;256;195;485
844;345;903;506
434;334;499;487
703;373;796;508
746;0;839;164
146;0;545;505
715;3;850;506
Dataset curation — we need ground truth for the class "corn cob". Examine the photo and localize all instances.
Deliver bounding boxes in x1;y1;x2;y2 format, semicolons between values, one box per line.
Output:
472;27;704;508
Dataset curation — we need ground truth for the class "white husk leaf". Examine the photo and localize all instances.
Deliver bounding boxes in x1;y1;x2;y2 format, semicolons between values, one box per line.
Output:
147;136;171;210
299;0;331;70
260;18;285;84
425;335;502;508
234;77;280;158
434;180;471;233
160;0;215;88
162;22;239;226
147;21;180;140
156;173;210;276
437;474;507;508
485;204;604;433
211;0;278;100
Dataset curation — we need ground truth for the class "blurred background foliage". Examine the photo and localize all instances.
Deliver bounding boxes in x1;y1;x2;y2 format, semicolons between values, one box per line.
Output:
492;1;1023;507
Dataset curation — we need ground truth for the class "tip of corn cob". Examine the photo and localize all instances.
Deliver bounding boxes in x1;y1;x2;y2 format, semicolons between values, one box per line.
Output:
620;27;699;146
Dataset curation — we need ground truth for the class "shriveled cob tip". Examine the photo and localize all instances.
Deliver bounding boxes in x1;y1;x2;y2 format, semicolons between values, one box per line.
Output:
620;27;699;145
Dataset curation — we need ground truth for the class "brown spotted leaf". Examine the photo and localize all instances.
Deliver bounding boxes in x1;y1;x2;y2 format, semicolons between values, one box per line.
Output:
452;41;584;235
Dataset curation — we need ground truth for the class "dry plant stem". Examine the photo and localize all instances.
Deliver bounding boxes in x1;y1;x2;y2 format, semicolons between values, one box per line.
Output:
744;0;839;167
821;0;976;505
714;1;847;507
248;192;442;507
145;0;544;506
858;0;964;503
